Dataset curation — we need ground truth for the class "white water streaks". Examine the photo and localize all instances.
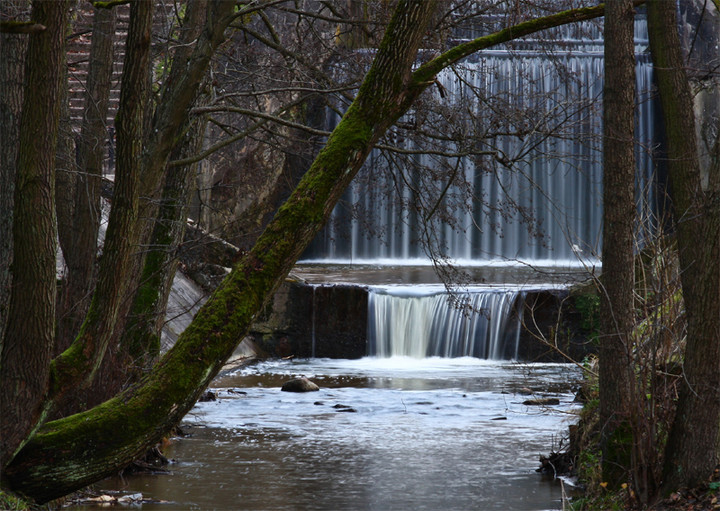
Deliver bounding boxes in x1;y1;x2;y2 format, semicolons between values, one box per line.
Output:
303;19;657;265
368;285;525;359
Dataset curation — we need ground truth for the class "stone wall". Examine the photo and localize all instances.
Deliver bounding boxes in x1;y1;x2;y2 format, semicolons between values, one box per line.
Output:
515;290;596;362
248;280;368;359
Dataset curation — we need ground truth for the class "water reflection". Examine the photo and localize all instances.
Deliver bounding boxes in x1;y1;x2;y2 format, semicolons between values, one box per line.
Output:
71;358;579;511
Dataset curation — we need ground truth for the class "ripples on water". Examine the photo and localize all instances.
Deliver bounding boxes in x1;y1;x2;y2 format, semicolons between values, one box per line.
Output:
73;357;580;511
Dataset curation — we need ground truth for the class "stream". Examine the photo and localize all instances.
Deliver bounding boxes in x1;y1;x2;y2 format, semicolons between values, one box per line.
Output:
71;357;580;510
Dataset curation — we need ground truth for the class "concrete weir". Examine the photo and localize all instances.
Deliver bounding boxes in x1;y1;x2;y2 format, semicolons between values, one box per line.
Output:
248;265;597;362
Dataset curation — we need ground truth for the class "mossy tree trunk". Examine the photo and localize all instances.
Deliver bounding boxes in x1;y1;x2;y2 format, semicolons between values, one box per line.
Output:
0;0;69;468
598;0;636;490
3;1;439;501
647;0;720;493
1;1;623;502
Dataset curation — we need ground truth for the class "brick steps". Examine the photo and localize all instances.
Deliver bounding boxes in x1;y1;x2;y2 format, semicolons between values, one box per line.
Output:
67;2;173;127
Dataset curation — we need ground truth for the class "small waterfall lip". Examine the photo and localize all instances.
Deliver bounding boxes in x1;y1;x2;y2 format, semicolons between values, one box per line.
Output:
291;262;593;289
300;257;601;269
369;281;572;296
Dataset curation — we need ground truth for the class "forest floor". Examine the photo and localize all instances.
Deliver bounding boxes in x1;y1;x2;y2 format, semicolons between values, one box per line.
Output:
647;480;720;511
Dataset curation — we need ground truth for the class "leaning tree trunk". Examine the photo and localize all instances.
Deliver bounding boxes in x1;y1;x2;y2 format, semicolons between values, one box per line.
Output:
598;0;636;490
647;0;720;493
2;2;623;502
0;0;68;468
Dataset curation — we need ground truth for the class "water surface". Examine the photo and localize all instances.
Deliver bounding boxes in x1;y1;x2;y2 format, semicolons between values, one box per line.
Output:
73;357;580;510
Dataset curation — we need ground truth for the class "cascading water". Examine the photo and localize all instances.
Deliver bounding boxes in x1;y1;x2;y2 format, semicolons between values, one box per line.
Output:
303;20;656;265
302;18;656;360
368;286;522;359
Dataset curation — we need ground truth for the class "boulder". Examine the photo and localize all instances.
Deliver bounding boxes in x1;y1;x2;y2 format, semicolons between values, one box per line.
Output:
281;377;320;393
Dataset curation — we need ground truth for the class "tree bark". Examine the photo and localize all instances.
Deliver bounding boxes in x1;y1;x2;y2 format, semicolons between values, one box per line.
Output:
0;0;68;467
647;0;720;493
56;5;117;352
598;0;636;489
0;0;28;343
47;0;153;412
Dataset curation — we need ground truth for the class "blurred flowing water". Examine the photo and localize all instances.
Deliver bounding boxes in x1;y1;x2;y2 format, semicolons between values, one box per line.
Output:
368;285;523;359
303;20;656;265
73;357;581;511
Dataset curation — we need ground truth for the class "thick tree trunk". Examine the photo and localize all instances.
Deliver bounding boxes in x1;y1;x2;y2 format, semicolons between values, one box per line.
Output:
598;0;636;489
56;5;117;351
647;0;720;493
0;0;28;342
0;0;68;467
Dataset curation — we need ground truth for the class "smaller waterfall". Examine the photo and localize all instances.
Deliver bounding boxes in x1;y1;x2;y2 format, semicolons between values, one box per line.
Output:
368;286;522;359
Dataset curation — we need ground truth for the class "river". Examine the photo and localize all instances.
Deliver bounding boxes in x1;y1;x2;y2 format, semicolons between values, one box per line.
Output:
71;356;580;510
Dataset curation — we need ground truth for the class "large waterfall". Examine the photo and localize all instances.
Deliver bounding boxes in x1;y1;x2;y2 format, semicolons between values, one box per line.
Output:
304;20;656;266
302;18;656;359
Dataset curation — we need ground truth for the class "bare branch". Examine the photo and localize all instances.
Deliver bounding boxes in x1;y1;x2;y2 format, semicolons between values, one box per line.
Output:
190;105;330;136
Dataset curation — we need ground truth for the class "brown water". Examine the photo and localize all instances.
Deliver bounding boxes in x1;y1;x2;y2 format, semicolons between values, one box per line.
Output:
71;357;580;510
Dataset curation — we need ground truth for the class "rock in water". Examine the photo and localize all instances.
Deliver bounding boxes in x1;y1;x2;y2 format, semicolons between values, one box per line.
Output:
523;397;560;406
281;377;320;393
199;390;216;402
